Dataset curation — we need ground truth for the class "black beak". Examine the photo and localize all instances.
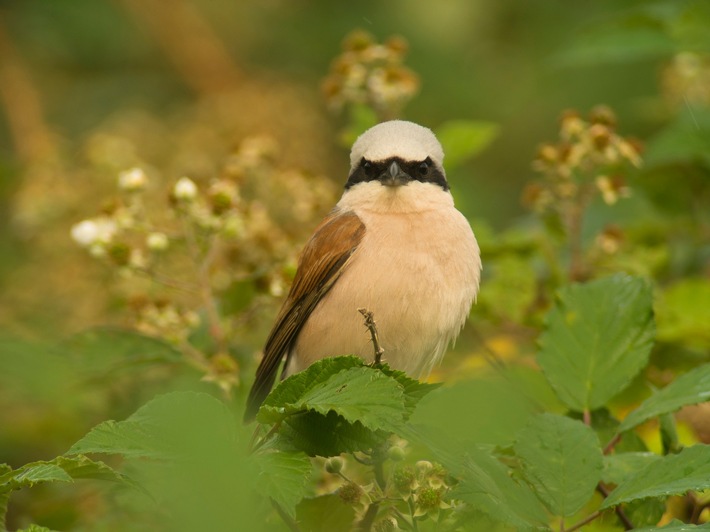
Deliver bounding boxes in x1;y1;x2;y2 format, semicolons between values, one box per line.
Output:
379;161;410;187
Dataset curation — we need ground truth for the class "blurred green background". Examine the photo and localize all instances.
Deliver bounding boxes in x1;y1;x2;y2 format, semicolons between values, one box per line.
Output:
1;0;709;529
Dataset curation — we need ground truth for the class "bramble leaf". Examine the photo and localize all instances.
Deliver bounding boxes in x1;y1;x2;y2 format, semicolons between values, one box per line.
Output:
538;274;655;412
602;445;710;508
602;452;661;485
515;413;602;516
254;451;312;519
452;446;549;530
619;364;710;432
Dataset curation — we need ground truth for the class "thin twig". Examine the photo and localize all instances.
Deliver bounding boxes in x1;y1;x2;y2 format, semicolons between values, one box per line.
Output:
358;308;385;365
565;510;602;532
597;483;634;530
603;433;622;455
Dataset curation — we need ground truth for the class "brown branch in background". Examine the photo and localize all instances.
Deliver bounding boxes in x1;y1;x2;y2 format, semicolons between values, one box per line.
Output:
358;308;384;365
118;0;241;95
0;17;57;166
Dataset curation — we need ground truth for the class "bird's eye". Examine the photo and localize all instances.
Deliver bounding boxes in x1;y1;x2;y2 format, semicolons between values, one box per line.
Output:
418;161;429;176
362;160;373;176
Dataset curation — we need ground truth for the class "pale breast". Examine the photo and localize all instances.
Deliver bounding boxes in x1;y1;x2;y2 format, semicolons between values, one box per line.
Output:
289;204;480;377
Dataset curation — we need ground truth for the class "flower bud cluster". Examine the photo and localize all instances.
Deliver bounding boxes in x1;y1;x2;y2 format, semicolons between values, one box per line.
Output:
322;30;419;118
525;105;642;213
392;461;452;516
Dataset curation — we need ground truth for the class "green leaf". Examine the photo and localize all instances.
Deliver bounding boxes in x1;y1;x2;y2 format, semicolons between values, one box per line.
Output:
293;367;406;432
277;410;388;457
68;391;236;459
259;357;424;434
259;356;364;423
253;451;312;519
0;455;137;496
514;414;602;516
538;274;655;412
602;444;710;508
435;120;499;170
1;463;71;489
452;446;549;530
410;373;539;447
619;364;710;432
602;453;661;485
296;494;356;532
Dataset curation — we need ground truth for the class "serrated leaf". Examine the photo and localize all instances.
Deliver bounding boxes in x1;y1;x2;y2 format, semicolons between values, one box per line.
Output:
602;444;710;508
0;455;137;497
253;451;311;518
2;463;72;489
277;410;388;457
68;391;236;459
294;367;406;432
514;414;602;516
452;446;549;530
296;494;356;532
436;120;499;170
603;453;661;485
67;420;159;458
259;356;364;423
620;364;710;433
538;274;655;412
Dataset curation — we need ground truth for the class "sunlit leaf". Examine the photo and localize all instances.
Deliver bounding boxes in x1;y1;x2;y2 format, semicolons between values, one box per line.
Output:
602;445;710;508
515;414;602;516
538;274;655;412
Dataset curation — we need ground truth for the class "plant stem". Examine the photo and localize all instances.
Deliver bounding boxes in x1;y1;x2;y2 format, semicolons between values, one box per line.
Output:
565;510;602;532
359;308;385;365
596;483;634;530
271;498;300;532
603;433;622;455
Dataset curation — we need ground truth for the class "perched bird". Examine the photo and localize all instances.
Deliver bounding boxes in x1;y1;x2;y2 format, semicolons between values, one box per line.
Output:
244;120;481;421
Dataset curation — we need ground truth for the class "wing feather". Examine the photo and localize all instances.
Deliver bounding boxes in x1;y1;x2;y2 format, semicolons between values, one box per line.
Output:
243;209;365;421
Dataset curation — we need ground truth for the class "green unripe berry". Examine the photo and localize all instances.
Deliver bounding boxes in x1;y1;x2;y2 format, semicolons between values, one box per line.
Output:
325;456;344;474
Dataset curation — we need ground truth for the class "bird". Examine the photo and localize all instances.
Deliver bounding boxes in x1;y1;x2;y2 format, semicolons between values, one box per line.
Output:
244;120;481;421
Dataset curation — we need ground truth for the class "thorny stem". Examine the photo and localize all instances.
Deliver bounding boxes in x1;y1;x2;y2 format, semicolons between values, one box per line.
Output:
359;308;385;365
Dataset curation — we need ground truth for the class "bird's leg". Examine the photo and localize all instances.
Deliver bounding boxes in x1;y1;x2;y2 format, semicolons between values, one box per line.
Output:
358;308;385;366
